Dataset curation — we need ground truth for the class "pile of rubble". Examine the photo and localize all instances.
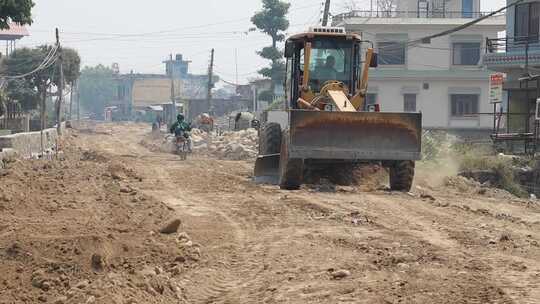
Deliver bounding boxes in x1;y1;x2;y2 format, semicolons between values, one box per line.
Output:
191;128;259;160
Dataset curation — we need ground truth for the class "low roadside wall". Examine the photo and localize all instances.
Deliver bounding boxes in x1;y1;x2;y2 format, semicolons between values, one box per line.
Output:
0;127;59;158
0;148;17;166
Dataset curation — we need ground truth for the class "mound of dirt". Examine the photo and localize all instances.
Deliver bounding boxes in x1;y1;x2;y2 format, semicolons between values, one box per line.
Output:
0;143;198;303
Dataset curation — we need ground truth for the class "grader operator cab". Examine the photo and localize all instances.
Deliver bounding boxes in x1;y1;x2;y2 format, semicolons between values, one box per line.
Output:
255;27;422;191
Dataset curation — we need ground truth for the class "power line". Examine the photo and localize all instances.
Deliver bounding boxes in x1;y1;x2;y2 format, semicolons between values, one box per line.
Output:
2;44;59;79
42;3;322;44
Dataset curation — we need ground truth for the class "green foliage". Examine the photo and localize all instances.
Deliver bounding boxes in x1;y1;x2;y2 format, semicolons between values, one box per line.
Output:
78;65;114;116
447;141;527;197
257;47;283;61
252;0;290;96
1;46;81;112
2;46;54;111
459;150;528;198
60;48;81;85
421;131;528;198
0;0;34;29
5;79;39;111
421;130;455;161
251;0;290;45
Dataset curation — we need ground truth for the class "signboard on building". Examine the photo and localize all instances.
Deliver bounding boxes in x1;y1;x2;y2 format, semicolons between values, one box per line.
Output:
489;73;504;104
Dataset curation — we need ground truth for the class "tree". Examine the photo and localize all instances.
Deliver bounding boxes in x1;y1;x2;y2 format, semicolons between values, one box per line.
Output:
57;48;81;119
59;48;81;86
2;46;55;112
78;65;115;117
0;0;35;29
251;0;290;99
2;46;81;112
1;45;81;134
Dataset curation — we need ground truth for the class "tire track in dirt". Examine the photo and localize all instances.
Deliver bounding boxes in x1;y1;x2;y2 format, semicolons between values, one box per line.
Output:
119;156;270;302
75;123;540;303
276;191;520;303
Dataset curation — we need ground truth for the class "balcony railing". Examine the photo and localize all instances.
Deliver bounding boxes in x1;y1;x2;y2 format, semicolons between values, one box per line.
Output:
333;10;494;22
485;36;540;54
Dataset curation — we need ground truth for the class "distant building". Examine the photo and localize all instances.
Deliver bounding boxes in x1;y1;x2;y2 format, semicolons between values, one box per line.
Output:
249;78;273;112
484;0;540;152
111;54;218;120
333;0;505;135
164;54;190;79
111;73;181;117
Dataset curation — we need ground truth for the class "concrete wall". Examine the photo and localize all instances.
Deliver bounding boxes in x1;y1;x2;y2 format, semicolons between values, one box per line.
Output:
0;148;17;166
0;127;59;158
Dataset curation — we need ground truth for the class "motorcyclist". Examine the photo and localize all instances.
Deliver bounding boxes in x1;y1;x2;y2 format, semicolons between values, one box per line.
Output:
169;114;193;152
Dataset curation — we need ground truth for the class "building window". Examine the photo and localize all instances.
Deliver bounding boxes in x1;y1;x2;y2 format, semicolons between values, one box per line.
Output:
451;94;479;117
462;0;473;18
366;93;377;105
452;42;481;65
404;94;417;112
378;41;405;65
515;2;540;40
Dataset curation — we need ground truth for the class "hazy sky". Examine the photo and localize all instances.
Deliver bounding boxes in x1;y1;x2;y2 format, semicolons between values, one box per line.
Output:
22;0;506;83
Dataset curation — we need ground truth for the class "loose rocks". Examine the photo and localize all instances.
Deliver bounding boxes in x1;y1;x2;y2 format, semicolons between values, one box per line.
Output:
331;269;351;279
159;219;182;234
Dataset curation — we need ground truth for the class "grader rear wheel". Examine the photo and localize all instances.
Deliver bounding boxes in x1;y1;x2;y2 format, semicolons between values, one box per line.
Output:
389;161;415;192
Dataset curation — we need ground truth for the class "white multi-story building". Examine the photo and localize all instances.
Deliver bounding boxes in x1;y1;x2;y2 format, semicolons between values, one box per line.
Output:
333;0;505;134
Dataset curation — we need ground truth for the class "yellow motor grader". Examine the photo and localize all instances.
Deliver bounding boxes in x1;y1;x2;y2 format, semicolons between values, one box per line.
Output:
255;27;422;191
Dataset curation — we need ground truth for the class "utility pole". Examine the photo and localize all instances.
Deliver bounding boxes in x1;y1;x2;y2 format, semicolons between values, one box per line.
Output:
207;49;215;115
40;85;46;156
76;80;80;121
322;0;331;26
235;48;239;87
169;54;177;124
55;28;64;136
69;80;74;121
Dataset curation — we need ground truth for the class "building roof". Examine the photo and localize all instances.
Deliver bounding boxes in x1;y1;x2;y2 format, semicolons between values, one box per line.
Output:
335;14;505;28
0;24;29;40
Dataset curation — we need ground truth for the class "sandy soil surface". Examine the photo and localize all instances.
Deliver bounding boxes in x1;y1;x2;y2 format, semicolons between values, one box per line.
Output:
1;122;540;304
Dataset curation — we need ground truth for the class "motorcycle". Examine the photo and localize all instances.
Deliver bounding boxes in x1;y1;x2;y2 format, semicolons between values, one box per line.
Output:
167;133;191;160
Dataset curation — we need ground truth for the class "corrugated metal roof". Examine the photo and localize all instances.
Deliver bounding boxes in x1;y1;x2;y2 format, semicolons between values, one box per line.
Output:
0;23;29;39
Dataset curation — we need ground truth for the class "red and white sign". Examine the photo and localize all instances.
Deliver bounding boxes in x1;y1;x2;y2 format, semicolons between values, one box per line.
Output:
489;73;504;104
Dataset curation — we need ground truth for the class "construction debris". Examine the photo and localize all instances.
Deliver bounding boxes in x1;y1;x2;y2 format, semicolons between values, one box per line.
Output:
141;128;259;160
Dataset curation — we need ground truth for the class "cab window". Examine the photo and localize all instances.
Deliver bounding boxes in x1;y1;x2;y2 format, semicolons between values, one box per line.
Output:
299;39;352;92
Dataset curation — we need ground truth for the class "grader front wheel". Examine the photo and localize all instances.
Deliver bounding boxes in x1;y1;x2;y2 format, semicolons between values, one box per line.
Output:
279;133;304;190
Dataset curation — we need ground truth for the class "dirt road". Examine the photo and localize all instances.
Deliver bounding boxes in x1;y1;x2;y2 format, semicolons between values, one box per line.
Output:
2;122;540;304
